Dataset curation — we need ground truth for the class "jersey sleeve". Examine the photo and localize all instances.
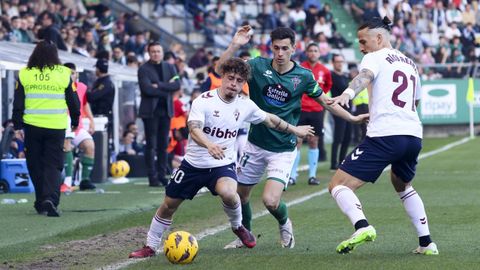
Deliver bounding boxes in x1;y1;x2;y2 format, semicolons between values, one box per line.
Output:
306;71;322;98
359;52;380;78
187;98;205;124
244;99;267;124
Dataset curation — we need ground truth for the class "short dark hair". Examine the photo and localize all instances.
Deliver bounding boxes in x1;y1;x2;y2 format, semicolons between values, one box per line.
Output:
239;51;250;58
64;62;76;71
147;41;162;51
306;42;319;50
218;57;251;81
358;16;392;32
126;121;136;130
270;27;296;46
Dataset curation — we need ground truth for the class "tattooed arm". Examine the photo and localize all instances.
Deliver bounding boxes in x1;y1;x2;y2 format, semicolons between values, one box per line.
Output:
262;113;314;138
187;120;226;159
330;69;374;108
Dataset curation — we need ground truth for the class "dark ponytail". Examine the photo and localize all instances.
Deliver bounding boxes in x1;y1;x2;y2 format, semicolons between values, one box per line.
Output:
358;16;392;32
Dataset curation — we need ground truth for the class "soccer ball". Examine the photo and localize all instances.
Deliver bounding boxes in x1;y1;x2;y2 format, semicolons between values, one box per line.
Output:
163;231;199;264
110;160;130;178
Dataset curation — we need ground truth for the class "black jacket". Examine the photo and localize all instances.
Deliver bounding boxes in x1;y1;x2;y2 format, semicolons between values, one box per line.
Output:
87;75;115;116
137;61;180;118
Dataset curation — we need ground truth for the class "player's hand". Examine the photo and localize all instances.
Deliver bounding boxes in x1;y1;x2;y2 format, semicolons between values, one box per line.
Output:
350;113;369;124
88;121;95;135
330;93;351;108
232;25;253;47
294;125;315;138
207;143;226;160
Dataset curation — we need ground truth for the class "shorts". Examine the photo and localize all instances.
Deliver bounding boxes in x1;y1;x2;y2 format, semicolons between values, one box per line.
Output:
339;135;422;183
166;160;237;200
66;128;93;147
298;111;324;136
237;141;297;186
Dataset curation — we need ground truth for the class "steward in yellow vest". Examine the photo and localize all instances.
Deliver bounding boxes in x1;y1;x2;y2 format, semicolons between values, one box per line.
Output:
11;41;80;217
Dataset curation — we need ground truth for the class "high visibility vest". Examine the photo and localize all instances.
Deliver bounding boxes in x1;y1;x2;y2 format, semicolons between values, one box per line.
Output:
19;65;71;129
353;89;369;106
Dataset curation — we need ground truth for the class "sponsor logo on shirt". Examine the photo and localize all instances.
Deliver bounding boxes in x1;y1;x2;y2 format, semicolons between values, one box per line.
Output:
262;83;291;106
263;70;273;78
203;126;238;138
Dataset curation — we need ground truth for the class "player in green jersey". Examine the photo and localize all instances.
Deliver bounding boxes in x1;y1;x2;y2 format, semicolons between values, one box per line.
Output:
219;25;368;249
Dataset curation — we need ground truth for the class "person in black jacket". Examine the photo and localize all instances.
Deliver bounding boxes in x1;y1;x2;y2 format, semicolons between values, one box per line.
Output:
138;41;181;186
87;58;115;158
37;11;67;51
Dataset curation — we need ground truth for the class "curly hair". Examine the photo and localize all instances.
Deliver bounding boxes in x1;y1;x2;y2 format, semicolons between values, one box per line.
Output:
218;57;251;81
27;40;61;71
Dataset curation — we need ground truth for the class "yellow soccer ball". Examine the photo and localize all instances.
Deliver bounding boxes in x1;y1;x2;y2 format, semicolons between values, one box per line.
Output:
110;160;130;178
164;231;199;264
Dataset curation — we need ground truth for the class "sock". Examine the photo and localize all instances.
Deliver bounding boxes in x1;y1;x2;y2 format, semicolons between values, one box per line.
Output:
354;219;369;230
398;186;431;239
146;214;172;250
308;148;319;178
80;156;95;182
241;202;252;231
223;201;242;229
268;201;288;225
331;185;367;227
290;150;301;180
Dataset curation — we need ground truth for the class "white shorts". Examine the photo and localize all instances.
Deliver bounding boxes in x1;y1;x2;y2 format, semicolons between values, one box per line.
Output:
66;128;93;147
237;141;297;186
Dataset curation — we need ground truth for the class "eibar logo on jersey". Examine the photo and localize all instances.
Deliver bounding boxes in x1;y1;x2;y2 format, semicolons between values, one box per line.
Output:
203;126;238;138
351;148;364;160
263;70;273;78
291;76;301;91
234;109;240;121
202;91;214;98
213;110;220;117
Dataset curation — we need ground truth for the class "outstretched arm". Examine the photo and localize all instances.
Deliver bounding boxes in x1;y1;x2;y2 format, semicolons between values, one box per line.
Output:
187;120;226;159
216;25;253;74
315;95;369;124
262;113;315;138
331;69;374;108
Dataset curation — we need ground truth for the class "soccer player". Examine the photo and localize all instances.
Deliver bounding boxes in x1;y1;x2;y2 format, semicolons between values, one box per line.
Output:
289;42;332;186
220;26;368;249
329;17;438;255
129;58;315;258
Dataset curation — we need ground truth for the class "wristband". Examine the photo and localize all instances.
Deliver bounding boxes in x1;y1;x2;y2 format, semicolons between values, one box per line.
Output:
343;88;355;100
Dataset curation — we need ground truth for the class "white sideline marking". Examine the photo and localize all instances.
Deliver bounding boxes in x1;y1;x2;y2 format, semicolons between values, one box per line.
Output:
99;137;473;270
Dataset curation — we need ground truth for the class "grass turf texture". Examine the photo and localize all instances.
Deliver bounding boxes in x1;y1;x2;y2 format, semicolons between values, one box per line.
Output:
0;136;478;269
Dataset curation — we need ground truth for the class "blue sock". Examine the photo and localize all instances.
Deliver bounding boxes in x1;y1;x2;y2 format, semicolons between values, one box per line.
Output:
308;148;319;178
290;149;301;180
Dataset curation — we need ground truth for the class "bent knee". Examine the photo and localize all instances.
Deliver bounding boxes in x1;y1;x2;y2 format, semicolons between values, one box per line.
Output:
262;196;279;210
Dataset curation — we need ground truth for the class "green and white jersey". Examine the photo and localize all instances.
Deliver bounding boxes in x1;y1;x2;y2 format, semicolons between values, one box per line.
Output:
247;57;322;152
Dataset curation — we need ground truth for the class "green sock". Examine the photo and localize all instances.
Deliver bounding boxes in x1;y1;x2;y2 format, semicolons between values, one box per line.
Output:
268;201;288;225
81;156;95;182
64;151;73;177
241;202;252;231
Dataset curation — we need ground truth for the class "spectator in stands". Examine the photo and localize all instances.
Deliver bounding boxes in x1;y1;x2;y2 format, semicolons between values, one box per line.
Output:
350;0;365;22
188;48;209;69
119;130;137;155
404;31;424;60
378;0;394;21
37;11;67;51
138;41;180;187
125;31;147;62
430;1;448;33
362;1;381;23
462;3;476;26
444;22;462;40
224;1;242;34
112;46;127;65
257;3;278;34
288;3;307;36
126;122;143;154
445;2;462;25
313;16;332;39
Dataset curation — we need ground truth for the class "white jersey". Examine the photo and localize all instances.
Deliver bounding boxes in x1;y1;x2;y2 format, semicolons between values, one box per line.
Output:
360;48;423;139
185;89;267;168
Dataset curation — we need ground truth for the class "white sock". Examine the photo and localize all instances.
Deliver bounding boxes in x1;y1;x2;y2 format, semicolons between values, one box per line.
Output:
398;186;430;237
331;185;366;226
146;214;172;250
64;176;72;187
223;201;242;229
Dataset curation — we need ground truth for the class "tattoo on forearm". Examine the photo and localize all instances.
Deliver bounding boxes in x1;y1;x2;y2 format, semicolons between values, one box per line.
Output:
187;120;203;131
349;69;374;93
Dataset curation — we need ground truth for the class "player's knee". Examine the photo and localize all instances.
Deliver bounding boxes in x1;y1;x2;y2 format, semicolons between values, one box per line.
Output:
262;196;279;210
